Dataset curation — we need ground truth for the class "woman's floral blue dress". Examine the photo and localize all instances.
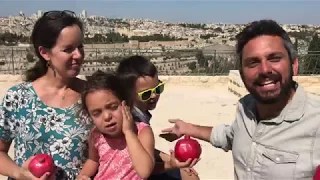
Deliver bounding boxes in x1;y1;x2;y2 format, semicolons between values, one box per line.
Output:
0;82;91;179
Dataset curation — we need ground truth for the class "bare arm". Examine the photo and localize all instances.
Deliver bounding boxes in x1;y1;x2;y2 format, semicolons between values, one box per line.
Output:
78;132;99;178
163;117;237;152
162;119;213;143
125;126;155;179
0;140;21;179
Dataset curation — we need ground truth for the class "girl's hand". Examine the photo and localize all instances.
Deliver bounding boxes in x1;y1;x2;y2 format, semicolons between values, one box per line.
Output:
121;101;135;135
168;150;200;169
77;175;91;180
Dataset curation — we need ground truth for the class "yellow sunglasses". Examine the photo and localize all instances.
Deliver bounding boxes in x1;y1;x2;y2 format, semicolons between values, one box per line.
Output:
137;81;165;101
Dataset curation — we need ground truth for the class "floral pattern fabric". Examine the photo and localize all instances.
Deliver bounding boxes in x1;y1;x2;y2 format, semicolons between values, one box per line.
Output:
0;82;91;179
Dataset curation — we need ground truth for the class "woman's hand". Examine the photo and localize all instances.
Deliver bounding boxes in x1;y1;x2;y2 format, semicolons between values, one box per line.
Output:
16;156;55;180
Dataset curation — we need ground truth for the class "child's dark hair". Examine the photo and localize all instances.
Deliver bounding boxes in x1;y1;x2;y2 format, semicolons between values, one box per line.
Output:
25;10;83;82
81;70;131;114
116;55;157;96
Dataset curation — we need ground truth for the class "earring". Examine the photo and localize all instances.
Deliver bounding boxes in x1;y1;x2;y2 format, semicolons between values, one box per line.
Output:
46;61;56;77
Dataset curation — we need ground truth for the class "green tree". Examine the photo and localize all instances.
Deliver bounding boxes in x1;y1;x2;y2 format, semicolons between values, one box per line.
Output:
294;38;298;51
304;34;320;74
196;50;207;67
187;62;196;71
26;53;36;63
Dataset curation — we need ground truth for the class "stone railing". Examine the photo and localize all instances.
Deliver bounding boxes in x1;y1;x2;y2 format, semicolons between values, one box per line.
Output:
227;70;320;97
0;71;319;98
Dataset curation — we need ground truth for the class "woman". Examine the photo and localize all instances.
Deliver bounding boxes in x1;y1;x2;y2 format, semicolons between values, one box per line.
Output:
0;10;90;180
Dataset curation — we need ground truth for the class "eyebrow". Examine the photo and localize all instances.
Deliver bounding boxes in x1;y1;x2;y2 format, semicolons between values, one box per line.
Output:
244;52;285;62
89;108;101;114
267;52;284;58
88;101;119;112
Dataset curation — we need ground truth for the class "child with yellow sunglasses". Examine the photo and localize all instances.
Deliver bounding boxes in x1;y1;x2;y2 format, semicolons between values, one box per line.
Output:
116;55;199;180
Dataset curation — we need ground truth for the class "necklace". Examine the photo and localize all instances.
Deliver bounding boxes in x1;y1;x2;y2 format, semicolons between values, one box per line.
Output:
60;88;69;100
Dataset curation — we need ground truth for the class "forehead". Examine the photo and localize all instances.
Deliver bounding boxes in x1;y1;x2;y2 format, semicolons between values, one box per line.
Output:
55;24;83;47
135;75;159;91
242;35;288;60
86;90;119;110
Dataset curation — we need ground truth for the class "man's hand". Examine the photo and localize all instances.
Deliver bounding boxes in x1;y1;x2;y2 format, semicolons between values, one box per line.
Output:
162;118;214;143
161;119;192;137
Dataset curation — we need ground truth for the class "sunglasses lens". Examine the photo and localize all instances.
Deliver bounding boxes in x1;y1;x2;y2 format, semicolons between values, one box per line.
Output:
44;11;61;19
44;10;76;19
141;90;152;101
63;10;76;17
155;84;164;95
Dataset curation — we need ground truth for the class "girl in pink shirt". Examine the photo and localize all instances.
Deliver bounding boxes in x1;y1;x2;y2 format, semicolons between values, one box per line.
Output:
77;71;155;180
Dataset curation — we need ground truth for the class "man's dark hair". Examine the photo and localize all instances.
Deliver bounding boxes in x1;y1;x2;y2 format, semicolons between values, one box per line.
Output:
116;55;158;96
236;19;297;67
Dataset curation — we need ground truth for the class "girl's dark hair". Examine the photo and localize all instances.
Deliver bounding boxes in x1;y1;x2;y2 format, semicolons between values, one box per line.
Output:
25;10;83;82
81;70;132;114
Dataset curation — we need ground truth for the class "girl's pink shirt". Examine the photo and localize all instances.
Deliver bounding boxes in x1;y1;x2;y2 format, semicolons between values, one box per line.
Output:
91;122;149;180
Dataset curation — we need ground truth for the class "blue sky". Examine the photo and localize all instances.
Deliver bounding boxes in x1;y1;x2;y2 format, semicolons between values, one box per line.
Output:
0;0;318;25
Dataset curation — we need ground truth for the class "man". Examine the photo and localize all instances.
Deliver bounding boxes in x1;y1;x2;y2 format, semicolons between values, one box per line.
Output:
116;55;199;180
162;19;320;179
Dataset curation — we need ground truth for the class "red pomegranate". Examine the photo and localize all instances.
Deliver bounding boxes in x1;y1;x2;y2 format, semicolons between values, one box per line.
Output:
314;165;320;180
174;135;202;162
28;154;55;178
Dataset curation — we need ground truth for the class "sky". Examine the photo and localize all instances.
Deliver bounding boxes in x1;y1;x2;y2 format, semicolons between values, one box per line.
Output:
0;0;319;25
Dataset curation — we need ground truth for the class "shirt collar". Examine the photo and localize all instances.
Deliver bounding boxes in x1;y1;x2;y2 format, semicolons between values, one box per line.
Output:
281;83;306;122
131;106;152;124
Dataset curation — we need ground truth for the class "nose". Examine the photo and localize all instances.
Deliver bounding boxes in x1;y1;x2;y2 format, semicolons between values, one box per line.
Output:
150;91;157;99
259;60;272;74
103;111;112;122
73;48;83;59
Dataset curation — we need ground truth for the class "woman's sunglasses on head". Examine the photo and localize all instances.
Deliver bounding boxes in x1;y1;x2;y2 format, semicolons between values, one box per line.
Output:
138;81;165;102
43;10;77;19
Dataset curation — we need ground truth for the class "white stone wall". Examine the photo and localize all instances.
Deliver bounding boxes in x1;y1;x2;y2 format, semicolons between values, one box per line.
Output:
227;70;320;97
0;72;319;99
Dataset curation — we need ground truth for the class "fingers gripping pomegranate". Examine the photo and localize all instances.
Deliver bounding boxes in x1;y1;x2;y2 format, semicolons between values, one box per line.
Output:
174;135;202;162
28;154;55;178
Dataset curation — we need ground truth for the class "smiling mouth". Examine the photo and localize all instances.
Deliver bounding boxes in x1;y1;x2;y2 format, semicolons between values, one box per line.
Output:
71;64;80;68
255;80;280;92
259;80;276;86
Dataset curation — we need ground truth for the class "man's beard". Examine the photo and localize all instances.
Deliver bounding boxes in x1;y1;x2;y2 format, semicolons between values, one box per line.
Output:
241;69;294;104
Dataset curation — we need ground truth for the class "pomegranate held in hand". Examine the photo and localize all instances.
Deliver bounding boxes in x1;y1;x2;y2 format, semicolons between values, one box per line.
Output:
28;154;54;178
314;165;320;180
174;135;202;162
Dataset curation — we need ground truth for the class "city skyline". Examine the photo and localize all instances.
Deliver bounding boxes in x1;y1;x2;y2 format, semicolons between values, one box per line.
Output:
0;0;319;25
